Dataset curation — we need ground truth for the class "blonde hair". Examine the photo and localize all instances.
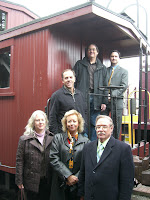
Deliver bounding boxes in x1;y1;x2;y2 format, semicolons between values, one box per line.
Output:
61;110;84;133
24;110;49;135
96;115;114;127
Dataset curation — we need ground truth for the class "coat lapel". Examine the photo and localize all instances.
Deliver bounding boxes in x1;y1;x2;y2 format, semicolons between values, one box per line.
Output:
74;134;85;146
94;137;115;169
62;132;70;149
45;134;53;149
30;139;41;150
62;132;74;162
111;65;120;78
28;131;54;151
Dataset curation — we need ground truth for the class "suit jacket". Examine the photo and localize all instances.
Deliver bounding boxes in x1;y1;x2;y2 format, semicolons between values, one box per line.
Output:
78;136;134;200
107;65;128;110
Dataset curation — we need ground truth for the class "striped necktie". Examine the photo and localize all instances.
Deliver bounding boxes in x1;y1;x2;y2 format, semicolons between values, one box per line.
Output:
108;67;114;86
97;144;104;162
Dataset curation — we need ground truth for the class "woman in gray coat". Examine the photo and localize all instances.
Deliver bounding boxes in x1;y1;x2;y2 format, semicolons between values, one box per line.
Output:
15;110;53;200
50;110;90;200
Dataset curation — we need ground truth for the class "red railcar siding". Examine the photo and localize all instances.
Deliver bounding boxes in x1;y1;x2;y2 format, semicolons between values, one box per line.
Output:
47;28;81;94
0;29;49;173
0;27;82;174
6;9;37;29
0;1;38;30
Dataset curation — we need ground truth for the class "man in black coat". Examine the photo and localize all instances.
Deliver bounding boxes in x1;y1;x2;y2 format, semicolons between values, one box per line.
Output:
73;44;108;141
49;69;86;134
78;115;134;200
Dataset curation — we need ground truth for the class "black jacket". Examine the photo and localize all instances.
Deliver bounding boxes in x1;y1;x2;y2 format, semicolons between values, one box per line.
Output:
78;136;134;200
49;86;86;134
50;132;90;200
73;57;108;110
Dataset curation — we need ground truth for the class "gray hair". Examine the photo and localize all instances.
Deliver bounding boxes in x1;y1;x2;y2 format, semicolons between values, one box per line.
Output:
96;115;114;127
24;110;49;135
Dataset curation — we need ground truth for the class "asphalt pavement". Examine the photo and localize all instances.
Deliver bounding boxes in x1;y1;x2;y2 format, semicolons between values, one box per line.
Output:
132;194;150;199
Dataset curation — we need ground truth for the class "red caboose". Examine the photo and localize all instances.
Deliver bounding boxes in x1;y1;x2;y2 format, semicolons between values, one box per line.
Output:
0;1;149;184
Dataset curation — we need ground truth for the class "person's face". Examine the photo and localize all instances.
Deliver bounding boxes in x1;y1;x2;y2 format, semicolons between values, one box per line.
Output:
95;117;113;143
87;44;98;60
62;71;75;89
66;114;79;134
110;52;120;66
34;113;46;133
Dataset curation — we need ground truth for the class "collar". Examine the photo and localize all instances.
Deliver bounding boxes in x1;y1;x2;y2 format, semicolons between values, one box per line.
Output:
111;65;118;70
63;85;75;95
98;137;110;148
35;130;45;137
67;130;78;141
82;57;103;69
88;58;97;65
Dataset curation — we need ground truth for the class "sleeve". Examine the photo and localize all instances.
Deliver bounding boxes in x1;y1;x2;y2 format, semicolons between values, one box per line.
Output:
49;92;60;134
73;61;80;88
80;91;87;126
102;66;109;105
112;69;128;97
74;139;90;178
15;137;25;186
49;134;72;180
119;144;134;200
78;145;86;197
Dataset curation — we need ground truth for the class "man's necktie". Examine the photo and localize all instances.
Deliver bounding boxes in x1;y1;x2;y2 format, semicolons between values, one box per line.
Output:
97;144;104;162
108;67;114;86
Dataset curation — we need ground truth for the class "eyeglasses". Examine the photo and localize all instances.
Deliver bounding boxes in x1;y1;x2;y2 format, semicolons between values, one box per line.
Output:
88;48;97;52
95;125;110;130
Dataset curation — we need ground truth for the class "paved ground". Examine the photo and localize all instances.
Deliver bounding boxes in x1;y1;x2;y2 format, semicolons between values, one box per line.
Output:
132;194;150;199
1;188;150;200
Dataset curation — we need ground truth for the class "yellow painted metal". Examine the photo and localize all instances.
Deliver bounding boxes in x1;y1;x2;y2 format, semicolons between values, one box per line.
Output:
121;89;150;145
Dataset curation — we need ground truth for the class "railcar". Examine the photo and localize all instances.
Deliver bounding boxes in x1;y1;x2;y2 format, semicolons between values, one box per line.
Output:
0;1;150;189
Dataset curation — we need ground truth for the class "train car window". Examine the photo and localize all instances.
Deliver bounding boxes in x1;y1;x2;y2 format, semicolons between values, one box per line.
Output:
0;10;6;31
0;39;14;96
0;50;10;88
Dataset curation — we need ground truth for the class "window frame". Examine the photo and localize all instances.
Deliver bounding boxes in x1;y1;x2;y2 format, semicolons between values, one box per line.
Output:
0;38;15;96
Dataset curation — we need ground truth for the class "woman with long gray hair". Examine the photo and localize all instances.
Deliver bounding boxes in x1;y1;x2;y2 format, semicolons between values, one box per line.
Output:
15;110;53;200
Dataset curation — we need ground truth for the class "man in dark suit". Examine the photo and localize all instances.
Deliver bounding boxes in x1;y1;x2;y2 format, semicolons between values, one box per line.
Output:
107;50;128;139
78;115;134;200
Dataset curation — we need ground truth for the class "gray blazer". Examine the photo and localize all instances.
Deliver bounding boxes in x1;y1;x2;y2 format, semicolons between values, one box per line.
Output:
107;65;128;109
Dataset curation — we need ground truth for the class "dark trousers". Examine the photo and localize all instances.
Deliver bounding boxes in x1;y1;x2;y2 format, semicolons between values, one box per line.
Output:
89;96;100;141
64;185;80;200
112;108;123;139
105;105;123;139
25;178;50;200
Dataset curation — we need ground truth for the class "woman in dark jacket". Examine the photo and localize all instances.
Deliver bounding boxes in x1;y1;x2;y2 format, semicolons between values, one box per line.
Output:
15;110;53;200
50;109;90;200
